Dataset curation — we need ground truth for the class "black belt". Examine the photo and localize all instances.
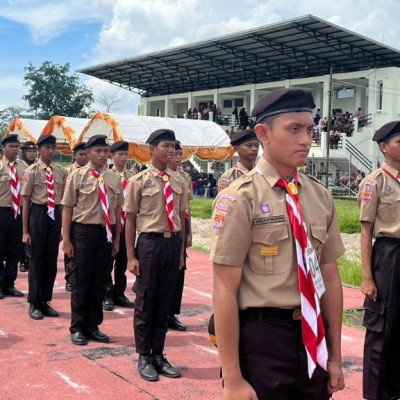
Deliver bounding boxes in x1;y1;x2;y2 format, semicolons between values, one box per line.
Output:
240;307;302;322
375;236;400;244
141;231;181;239
31;203;60;208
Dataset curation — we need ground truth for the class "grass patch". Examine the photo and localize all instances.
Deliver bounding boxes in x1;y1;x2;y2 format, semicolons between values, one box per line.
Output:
338;252;363;287
191;197;213;219
342;309;365;329
191;244;210;253
335;198;360;234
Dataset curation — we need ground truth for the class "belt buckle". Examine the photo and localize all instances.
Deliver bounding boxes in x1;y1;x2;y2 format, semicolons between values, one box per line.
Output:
293;308;302;320
163;232;172;238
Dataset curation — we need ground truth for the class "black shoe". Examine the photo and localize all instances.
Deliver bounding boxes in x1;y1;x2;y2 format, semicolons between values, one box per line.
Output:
5;287;24;297
29;304;43;320
65;282;72;293
86;329;110;343
41;302;59;317
71;332;88;346
0;289;4;300
114;295;134;308
154;354;181;378
19;263;28;273
138;355;159;382
102;299;115;311
168;315;187;331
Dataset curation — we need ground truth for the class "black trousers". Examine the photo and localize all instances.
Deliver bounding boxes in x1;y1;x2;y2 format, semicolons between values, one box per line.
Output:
28;204;61;305
169;219;189;316
70;223;112;334
133;233;181;354
363;237;400;400
0;208;22;290
105;229;127;299
238;309;330;400
19;206;28;266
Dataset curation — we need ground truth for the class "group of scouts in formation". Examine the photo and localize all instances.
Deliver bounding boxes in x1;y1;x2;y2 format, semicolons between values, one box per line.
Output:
0;129;192;382
0;87;398;400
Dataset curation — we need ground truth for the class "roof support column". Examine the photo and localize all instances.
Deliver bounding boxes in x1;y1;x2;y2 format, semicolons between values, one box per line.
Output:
140;98;149;116
165;96;173;118
249;84;256;115
322;74;331;120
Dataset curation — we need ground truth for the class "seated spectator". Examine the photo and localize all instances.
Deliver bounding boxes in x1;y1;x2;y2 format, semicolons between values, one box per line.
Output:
340;172;350;187
317;162;326;180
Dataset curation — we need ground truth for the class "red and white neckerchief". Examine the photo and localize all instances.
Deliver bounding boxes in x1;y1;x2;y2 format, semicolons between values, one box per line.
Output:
382;166;400;184
90;169;113;242
119;170;128;232
45;166;55;220
158;171;175;231
8;161;20;218
275;170;327;377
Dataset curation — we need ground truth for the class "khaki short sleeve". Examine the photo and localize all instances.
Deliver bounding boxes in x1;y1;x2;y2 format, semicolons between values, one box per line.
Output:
61;173;78;208
357;178;378;223
124;177;141;214
21;167;34;197
210;188;252;268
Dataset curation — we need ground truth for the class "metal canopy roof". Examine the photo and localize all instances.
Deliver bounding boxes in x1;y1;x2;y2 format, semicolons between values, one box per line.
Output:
79;15;400;97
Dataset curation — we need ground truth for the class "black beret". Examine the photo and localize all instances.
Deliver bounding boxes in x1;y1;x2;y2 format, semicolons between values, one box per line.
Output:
175;141;182;151
110;140;129;153
372;121;400;143
36;135;56;147
1;134;19;146
230;129;258;146
72;142;87;153
252;88;315;123
21;141;36;150
85;135;108;149
146;129;176;144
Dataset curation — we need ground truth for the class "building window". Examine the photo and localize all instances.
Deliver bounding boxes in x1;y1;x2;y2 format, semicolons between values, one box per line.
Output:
223;99;233;108
376;81;383;110
234;98;244;107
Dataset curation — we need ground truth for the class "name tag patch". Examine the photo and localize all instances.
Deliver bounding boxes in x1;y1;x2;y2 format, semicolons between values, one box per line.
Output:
213;214;226;235
260;246;278;256
252;215;285;226
216;202;230;212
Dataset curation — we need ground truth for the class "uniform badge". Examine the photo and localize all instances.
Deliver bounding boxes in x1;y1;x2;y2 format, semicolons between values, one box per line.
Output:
219;178;230;189
216;202;230;212
288;182;298;195
362;192;372;203
119;172;125;178
260;204;270;213
162;175;169;182
82;179;90;185
98;176;104;182
46;166;52;172
9;162;14;167
385;185;391;192
144;179;153;188
213;214;226;235
218;193;236;202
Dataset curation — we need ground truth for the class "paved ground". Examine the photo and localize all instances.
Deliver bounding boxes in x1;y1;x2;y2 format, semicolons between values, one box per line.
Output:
0;249;365;400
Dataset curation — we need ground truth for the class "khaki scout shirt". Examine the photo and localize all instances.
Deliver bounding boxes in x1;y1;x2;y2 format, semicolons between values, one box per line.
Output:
61;162;124;225
210;157;345;309
111;166;134;182
21;159;67;205
124;163;187;233
218;161;250;191
65;161;83;177
178;169;194;201
358;162;400;238
0;157;27;208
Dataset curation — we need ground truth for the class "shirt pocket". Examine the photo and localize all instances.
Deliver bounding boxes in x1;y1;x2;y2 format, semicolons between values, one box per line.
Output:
141;186;161;209
54;177;65;198
308;225;328;260
249;224;289;275
80;184;98;210
378;197;400;221
0;174;10;183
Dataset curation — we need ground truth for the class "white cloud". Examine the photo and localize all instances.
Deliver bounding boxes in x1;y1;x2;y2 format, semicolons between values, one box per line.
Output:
0;75;28;108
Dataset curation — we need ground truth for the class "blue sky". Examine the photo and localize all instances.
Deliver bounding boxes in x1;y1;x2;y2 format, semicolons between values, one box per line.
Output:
0;0;399;114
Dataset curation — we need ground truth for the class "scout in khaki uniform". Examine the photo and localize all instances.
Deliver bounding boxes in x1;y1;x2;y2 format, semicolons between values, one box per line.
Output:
20;141;37;166
358;121;400;400
211;88;345;400
102;140;135;311
167;141;193;331
63;142;88;293
0;134;26;299
62;135;123;346
21;135;67;320
19;140;37;273
217;129;259;192
125;129;187;382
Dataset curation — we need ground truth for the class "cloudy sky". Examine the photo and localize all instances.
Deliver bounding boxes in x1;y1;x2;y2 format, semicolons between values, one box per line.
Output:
0;0;399;114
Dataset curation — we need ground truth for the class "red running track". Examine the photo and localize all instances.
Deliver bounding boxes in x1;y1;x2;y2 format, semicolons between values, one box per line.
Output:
0;249;365;400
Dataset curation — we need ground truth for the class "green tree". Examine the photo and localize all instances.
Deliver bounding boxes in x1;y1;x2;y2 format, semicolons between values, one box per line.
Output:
0;106;34;140
23;61;93;119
